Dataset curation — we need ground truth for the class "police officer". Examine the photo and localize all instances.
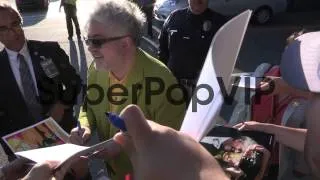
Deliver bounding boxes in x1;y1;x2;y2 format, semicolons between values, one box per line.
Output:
158;0;227;100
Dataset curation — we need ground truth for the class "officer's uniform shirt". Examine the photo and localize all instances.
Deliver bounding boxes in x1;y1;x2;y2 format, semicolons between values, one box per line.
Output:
158;8;227;80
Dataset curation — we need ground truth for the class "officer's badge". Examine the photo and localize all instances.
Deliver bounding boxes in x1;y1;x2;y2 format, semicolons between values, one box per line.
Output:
39;56;59;78
203;20;212;32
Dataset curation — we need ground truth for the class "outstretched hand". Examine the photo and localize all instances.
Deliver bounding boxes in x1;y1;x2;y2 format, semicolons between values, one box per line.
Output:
112;105;228;180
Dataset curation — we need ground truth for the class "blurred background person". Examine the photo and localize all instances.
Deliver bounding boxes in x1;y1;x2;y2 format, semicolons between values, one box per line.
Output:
132;0;155;38
60;0;81;40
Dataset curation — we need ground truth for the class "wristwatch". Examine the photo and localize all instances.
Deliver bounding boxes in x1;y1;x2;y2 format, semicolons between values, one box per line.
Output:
0;167;5;180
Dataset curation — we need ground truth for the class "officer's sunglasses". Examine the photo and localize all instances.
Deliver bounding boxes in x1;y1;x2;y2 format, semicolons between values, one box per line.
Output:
0;21;22;34
84;35;129;48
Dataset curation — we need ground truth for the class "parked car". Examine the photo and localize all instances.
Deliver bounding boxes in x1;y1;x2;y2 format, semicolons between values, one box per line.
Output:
154;0;287;24
16;0;50;9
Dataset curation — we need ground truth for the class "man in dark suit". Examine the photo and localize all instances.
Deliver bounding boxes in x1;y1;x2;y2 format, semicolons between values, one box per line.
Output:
59;0;81;40
0;2;82;163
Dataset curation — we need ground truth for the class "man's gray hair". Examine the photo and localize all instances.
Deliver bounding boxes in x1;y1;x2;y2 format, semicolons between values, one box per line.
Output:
0;2;23;23
87;0;146;45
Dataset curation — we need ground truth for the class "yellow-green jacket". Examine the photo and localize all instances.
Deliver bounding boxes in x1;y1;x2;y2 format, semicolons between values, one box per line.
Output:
79;49;186;179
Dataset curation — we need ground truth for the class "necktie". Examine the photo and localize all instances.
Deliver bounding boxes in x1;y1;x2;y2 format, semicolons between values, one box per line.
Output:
18;53;42;121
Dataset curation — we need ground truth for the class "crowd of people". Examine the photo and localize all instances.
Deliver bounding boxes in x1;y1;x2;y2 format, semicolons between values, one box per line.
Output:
0;0;319;179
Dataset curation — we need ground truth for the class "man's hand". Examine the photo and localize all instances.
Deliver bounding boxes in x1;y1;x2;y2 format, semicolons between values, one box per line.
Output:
22;158;80;180
49;102;68;122
2;158;32;180
259;76;290;96
259;76;312;98
233;121;267;132
113;105;229;180
22;161;57;180
69;126;91;145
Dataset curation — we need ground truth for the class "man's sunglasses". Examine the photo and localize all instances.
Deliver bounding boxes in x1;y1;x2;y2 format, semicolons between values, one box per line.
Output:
84;35;129;48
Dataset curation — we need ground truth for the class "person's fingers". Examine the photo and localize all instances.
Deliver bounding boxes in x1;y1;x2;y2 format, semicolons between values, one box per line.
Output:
263;76;280;81
27;161;58;179
69;128;91;145
82;128;91;143
53;158;80;180
233;123;244;129
225;167;244;179
259;81;276;94
223;123;233;128
54;170;65;180
44;161;60;168
33;162;51;171
69;128;83;144
236;122;260;131
254;145;264;151
54;166;70;180
86;140;122;159
119;105;152;148
69;134;83;145
254;147;270;180
259;81;270;91
237;124;247;131
69;128;78;135
113;132;135;157
259;76;280;92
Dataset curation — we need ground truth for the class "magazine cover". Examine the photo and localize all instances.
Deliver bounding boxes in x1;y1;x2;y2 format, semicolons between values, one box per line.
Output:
2;117;69;153
200;126;274;180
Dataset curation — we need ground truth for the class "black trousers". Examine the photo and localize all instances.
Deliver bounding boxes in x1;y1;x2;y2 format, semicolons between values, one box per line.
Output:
178;78;196;106
64;4;81;37
142;5;154;37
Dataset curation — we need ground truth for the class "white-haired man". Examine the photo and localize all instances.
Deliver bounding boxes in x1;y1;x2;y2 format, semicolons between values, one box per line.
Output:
69;0;186;179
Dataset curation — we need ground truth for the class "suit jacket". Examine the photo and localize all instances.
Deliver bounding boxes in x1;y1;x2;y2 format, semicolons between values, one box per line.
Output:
0;40;82;159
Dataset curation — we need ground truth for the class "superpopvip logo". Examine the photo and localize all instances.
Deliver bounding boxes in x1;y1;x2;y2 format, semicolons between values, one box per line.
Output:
78;76;275;112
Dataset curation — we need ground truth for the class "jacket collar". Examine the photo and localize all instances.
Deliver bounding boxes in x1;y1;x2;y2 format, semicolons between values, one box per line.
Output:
100;48;147;113
125;48;146;87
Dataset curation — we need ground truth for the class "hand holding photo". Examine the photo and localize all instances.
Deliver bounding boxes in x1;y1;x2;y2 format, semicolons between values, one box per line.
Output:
2;117;69;153
200;126;274;180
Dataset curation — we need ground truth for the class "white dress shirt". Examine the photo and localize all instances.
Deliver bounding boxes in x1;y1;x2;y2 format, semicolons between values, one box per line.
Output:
6;42;39;96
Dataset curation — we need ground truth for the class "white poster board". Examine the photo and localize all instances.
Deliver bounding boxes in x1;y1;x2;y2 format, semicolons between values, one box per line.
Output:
180;10;252;141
